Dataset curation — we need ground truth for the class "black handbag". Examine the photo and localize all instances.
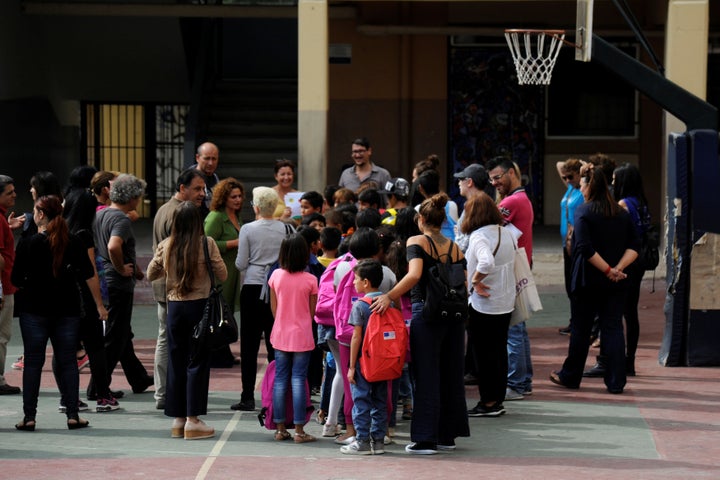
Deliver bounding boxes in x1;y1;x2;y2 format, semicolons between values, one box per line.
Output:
192;236;239;355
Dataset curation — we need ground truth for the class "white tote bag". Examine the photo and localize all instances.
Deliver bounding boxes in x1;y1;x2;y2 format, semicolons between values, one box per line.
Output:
510;246;542;327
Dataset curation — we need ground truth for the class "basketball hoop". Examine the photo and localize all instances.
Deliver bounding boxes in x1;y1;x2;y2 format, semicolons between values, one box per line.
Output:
504;29;568;85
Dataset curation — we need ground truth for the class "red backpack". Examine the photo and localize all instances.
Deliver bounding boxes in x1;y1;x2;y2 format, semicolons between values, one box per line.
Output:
357;297;409;382
314;253;355;327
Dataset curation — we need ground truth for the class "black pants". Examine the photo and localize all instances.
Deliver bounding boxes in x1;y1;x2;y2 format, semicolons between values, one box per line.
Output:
239;284;275;401
467;306;511;405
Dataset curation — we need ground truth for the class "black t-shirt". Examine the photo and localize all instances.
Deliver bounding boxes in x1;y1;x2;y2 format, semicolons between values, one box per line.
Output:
11;232;94;317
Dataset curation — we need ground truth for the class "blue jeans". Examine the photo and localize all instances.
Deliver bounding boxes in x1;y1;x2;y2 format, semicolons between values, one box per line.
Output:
507;322;533;394
20;313;80;418
273;350;311;425
350;364;388;442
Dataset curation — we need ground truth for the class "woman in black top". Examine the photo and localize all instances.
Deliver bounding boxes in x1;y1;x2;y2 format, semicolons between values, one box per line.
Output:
550;165;640;394
12;195;100;430
372;193;469;455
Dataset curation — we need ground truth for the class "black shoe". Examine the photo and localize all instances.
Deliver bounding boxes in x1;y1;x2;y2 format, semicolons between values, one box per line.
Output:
230;399;255;411
582;362;607;378
0;384;21;395
467;403;506;417
463;374;478;386
405;441;438;455
132;376;154;394
558;324;572;335
626;356;636;377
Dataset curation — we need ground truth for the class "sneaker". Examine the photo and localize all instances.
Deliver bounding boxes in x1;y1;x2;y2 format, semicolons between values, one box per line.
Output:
405;442;438;455
467;403;506;417
230;398;255;411
371;439;385;455
77;354;90;371
334;433;356;445
12;356;24;370
340;439;373;455
505;388;525;401
59;400;89;413
383;435;393;445
96;397;120;412
322;422;341;437
463;373;478;385
437;439;456;451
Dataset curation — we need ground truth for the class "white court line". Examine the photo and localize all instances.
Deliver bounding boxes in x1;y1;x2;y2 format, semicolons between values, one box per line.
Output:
195;411;241;480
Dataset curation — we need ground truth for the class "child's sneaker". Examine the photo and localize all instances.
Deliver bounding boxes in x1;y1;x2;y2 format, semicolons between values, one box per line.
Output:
58;400;89;413
322;422;341;437
340;439;372;455
96;397;120;412
371;438;385;455
12;356;24;371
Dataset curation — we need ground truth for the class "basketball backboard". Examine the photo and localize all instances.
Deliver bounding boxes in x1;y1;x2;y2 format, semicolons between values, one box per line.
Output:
576;0;594;61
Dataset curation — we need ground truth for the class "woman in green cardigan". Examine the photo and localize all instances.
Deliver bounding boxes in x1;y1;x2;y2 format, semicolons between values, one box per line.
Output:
204;177;245;368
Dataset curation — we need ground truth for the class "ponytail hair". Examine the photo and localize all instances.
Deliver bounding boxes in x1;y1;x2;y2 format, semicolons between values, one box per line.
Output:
36;195;68;277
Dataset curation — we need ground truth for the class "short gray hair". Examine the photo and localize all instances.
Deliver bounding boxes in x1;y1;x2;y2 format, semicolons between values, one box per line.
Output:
252;186;279;217
0;175;14;194
109;174;146;205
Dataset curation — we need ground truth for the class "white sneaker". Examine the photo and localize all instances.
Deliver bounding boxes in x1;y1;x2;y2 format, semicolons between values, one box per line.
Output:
322;422;341;437
334;434;356;445
340;439;372;455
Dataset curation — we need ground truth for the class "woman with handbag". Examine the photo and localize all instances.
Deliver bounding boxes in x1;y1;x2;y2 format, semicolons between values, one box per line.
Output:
147;201;227;439
460;192;517;417
550;164;639;394
371;193;469;455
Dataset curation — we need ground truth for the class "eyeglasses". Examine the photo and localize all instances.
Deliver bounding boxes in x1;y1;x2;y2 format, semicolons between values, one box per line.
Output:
490;171;508;182
351;149;367;155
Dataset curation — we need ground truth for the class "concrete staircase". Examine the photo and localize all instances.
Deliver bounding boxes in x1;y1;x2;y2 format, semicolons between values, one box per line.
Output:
201;78;298;221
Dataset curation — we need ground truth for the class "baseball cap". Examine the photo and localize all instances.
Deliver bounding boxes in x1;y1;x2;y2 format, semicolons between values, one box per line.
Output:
378;178;410;198
453;163;488;189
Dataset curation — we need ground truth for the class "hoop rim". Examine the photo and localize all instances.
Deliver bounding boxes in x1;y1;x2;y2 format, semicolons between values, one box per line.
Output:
504;28;566;35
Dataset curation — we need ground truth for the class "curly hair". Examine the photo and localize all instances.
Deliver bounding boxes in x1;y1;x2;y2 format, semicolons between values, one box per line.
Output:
210;177;244;212
109;174;146;205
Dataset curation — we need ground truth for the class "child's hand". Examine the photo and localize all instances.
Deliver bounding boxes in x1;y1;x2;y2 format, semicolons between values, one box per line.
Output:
347;366;356;385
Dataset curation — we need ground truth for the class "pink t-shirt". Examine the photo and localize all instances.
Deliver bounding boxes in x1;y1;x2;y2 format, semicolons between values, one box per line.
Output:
498;188;534;264
268;269;319;352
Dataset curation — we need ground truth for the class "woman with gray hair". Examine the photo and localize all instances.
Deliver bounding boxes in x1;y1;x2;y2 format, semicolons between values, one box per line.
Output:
231;186;294;411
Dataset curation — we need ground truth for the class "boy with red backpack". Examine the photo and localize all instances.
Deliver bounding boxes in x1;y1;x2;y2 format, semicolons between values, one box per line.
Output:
342;259;395;455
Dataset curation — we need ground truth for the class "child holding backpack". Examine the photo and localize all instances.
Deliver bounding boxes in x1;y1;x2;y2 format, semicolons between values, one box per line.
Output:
267;233;319;443
342;259;391;455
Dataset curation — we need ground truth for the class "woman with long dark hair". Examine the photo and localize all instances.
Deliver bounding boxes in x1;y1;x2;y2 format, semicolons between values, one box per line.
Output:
550;164;640;394
147;201;227;439
612;163;651;375
12;195;98;430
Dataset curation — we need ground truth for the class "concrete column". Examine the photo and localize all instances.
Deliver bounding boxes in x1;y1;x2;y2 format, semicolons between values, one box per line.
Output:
664;0;709;133
297;0;328;193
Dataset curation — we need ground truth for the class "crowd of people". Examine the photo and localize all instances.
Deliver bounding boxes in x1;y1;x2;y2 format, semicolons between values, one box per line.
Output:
0;138;650;454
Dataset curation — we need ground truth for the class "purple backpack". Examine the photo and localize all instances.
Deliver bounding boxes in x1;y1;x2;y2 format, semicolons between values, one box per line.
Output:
257;360;314;430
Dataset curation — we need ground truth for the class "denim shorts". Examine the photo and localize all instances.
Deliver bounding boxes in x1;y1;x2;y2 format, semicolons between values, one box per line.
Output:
317;324;335;351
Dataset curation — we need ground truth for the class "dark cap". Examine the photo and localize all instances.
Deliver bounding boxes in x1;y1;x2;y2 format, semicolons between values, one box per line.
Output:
378;178;410;198
453;163;488;189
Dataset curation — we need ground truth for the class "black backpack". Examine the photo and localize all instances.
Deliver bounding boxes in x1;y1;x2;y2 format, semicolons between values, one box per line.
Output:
422;235;468;322
625;197;659;271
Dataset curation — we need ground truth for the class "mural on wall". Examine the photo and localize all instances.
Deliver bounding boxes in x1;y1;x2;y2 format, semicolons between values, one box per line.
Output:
448;46;544;223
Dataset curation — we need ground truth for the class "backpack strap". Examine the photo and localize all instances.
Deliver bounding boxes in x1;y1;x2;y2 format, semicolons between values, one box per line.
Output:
492;225;501;257
359;297;373;306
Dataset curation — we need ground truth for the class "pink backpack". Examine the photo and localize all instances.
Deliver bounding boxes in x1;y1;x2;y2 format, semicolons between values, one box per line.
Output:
333;260;361;344
314;253;355;327
257;360;314;430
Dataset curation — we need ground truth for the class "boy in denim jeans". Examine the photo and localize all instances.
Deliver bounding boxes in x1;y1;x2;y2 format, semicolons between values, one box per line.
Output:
341;259;388;455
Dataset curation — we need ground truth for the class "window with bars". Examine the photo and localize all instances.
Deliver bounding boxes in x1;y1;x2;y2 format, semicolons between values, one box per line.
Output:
83;102;188;216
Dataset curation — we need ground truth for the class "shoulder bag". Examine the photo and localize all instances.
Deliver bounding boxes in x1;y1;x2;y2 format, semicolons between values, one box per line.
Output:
192;236;239;356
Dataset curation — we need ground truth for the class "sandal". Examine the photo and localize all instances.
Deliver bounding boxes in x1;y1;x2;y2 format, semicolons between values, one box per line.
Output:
67;415;90;430
294;432;316;444
15;417;36;432
549;371;579;390
274;430;291;441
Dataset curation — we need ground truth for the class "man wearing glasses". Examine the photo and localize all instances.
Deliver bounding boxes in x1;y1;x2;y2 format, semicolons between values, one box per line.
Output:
338;138;391;193
486;157;535;402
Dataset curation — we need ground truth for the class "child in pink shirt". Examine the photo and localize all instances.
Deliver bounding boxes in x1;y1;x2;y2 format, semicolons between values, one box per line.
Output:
268;233;319;443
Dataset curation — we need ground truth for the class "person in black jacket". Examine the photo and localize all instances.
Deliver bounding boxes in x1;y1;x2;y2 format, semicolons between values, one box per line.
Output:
550;164;640;394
